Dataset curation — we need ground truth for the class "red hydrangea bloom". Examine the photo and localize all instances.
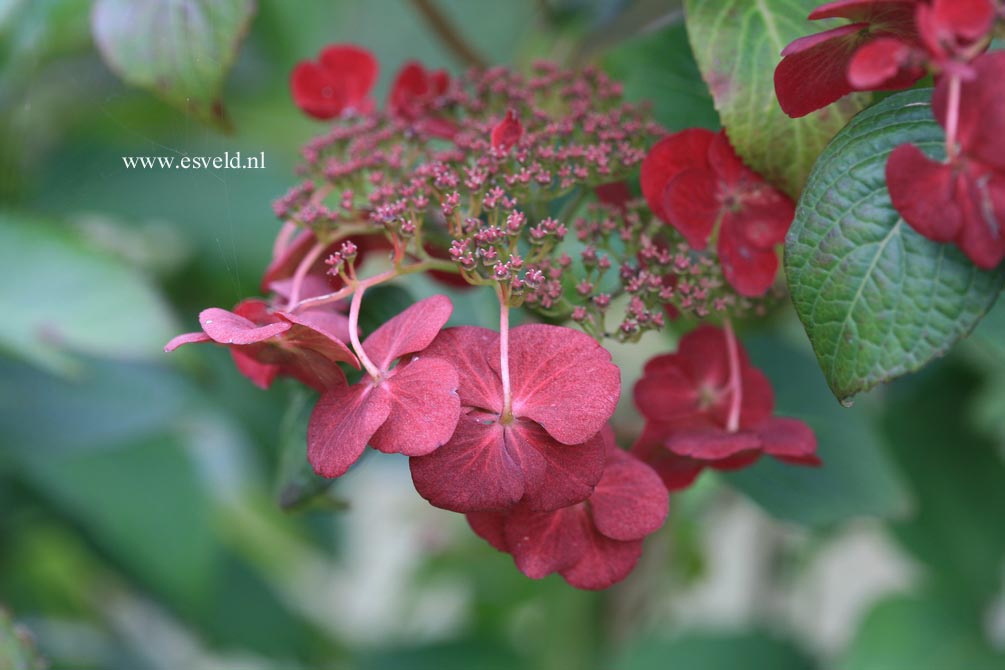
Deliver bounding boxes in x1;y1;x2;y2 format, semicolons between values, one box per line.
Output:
466;429;668;590
886;52;1005;269
774;0;922;118
409;324;620;513
641;129;795;297
308;295;461;478
389;60;450;118
165;300;356;391
290;45;378;120
915;0;996;64
631;325;819;491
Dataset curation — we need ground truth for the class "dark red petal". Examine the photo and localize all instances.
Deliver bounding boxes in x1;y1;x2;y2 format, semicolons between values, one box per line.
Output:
734;196;796;249
308;383;392;478
466;511;508;552
739;365;776;429
369;357;461;457
641;129;715;222
164;331;211;352
560;533;643;591
707;130;757;186
756;417;821;465
932;0;995;42
199;308;290;345
362;294;453;371
278;310;358;367
630;421;708;490
774;23;865;118
956;170;1005;270
886;143;962;242
409;413;525;512
662;167;721;250
808;0;918;23
232;298;278;325
504;505;591;579
421;327;502;412
666;427;762;460
318;44;378;106
290;61;346;120
717;217;781;297
934;53;1005;170
506;324;620;445
848;37;925;90
230;349;280;389
594;181;633;211
708;450;762;471
491;109;524;150
675;324;732;390
633;363;701;422
512;421;605;512
389;61;429;115
590;449;668;542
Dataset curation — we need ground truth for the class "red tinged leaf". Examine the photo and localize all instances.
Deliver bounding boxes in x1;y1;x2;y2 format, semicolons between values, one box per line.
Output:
362;294;454;371
774;23;865;118
308;383;392;478
369;357;461;457
491;109;523;151
504;324;621;446
641;129;715;222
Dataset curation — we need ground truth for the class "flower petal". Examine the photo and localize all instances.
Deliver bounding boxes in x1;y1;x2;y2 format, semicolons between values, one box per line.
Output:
886;143;963;242
641;129;715;222
504;505;591;579
421;326;502;413
506;324;620;445
308;383;392;478
848;37;924;90
318;44;378;106
512;420;605;512
774;23;865;118
662;167;720;249
590;449;668;542
560;533;643;591
290;61;346;120
363;294;453;371
666;427;762;460
466;511;508;552
199;307;290;345
717;217;781;296
164;331;211;352
369;357;461;457
755;417;822;465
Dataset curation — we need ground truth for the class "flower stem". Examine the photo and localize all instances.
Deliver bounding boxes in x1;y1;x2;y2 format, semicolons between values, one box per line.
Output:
497;285;513;424
290;258;457;313
349;285;382;380
723;319;742;433
286;241;327;309
272;221;298;259
945;74;962;162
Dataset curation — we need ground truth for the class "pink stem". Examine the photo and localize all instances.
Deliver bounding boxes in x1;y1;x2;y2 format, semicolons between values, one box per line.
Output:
498;287;513;423
286;242;326;310
272;221;298;260
723;319;742;433
945;75;962;162
349;286;381;380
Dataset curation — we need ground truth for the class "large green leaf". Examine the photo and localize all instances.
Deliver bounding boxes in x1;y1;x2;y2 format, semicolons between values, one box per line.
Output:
883;362;1005;610
0;214;177;374
842;592;1005;670
786;89;1005;403
683;0;866;197
602;22;719;132
619;632;813;670
91;0;257;131
725;332;909;527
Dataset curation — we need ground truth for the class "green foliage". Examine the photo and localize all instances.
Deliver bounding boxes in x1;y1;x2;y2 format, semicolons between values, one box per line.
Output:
725;332;908;526
619;631;813;670
683;0;867;197
786;89;1005;403
91;0;257;131
0;215;177;374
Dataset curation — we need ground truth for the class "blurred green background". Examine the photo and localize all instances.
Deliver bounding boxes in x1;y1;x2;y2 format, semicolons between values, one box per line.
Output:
1;1;1004;668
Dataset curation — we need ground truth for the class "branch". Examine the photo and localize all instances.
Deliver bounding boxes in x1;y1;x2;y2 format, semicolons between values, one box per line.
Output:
410;0;489;69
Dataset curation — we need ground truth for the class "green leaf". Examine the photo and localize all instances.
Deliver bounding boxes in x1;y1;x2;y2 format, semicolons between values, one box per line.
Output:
842;592;1005;670
602;22;719;132
0;607;45;670
786;89;1005;403
619;632;813;670
725;333;909;526
91;0;257;131
883;362;1005;610
683;0;867;197
0;214;178;375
